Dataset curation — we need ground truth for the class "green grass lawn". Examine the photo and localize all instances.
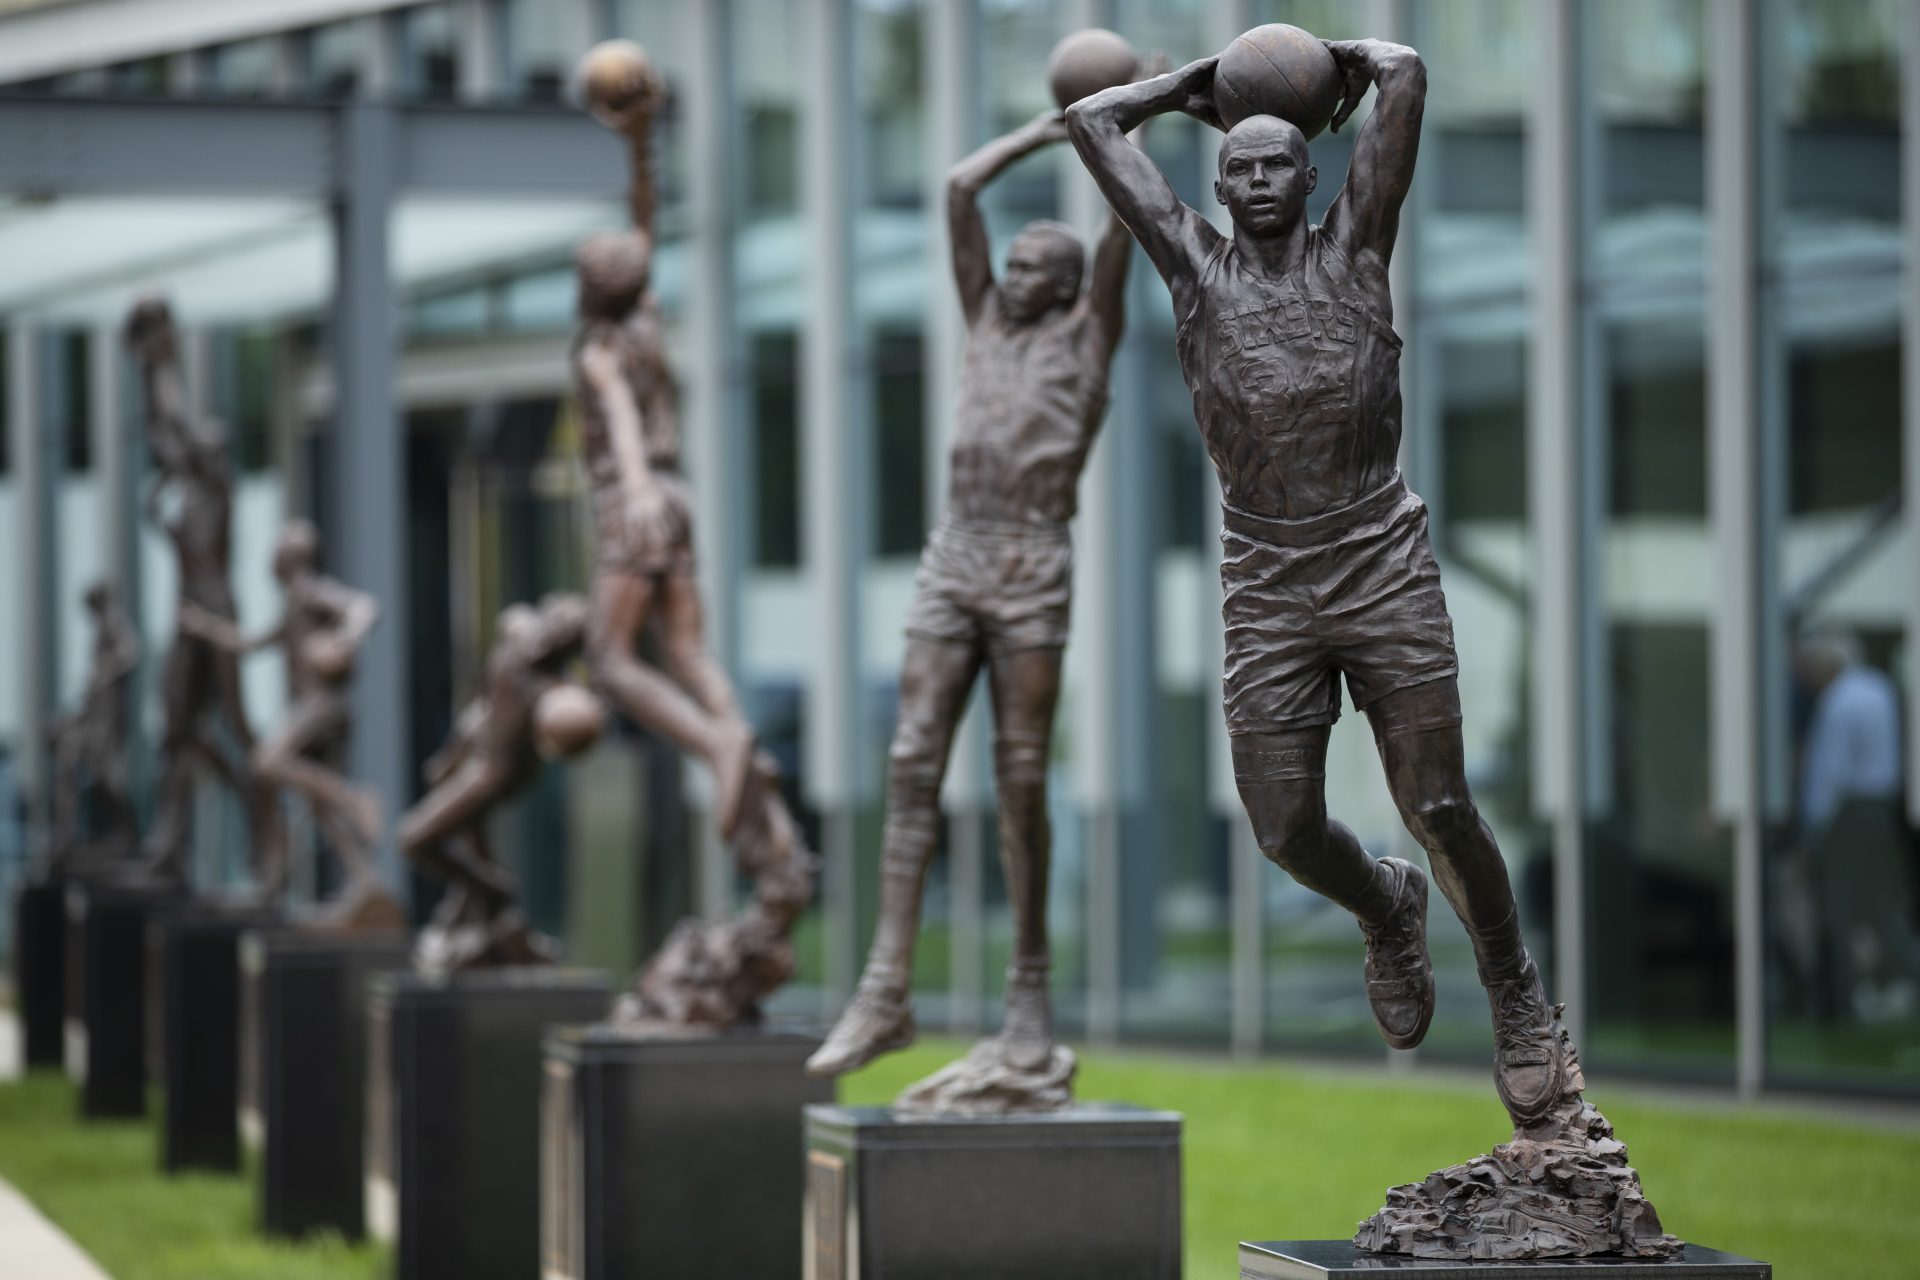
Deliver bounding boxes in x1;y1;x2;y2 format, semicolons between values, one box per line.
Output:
0;1078;384;1280
848;1040;1920;1280
2;1042;1916;1280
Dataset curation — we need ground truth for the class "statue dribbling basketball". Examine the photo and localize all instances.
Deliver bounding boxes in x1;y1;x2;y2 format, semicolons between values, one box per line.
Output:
1068;23;1678;1260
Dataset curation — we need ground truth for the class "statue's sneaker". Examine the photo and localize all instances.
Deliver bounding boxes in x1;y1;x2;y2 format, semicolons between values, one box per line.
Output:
806;979;916;1077
1360;857;1434;1050
998;957;1057;1072
1486;951;1566;1125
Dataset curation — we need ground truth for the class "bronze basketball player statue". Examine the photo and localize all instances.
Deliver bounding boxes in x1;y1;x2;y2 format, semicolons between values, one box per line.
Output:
46;583;140;872
554;41;815;1028
805;59;1148;1112
182;520;403;930
125;296;280;893
398;595;597;973
1068;31;1677;1260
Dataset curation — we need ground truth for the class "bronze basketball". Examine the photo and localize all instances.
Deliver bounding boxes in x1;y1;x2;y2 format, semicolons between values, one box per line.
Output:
1046;28;1141;111
304;634;354;683
575;39;662;125
534;684;605;760
1213;24;1341;138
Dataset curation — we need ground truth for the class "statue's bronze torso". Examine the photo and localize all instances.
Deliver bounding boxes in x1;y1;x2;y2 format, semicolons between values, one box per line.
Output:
1175;226;1402;521
946;291;1109;527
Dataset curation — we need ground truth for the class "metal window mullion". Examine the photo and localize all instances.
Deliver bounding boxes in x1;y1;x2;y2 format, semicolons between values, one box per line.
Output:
686;0;739;921
8;324;50;849
925;0;987;1037
1706;0;1766;1098
455;0;500;104
1526;0;1588;1045
800;0;861;1009
330;102;407;888
1905;0;1920;828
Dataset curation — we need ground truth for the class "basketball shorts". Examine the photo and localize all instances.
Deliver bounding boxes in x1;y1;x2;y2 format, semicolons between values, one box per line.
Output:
903;518;1073;653
1219;473;1459;734
595;473;696;578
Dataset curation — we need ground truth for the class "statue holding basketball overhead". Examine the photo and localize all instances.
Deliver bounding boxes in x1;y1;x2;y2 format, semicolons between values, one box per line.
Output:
804;30;1147;1114
46;583;140;872
181;519;402;930
1068;25;1677;1259
398;595;599;973
125;295;281;892
572;41;816;1029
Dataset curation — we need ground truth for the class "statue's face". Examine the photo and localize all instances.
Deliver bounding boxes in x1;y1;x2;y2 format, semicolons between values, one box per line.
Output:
1001;229;1082;322
1215;119;1315;238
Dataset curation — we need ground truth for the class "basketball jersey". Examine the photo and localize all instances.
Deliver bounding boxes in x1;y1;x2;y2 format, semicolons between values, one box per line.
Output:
1174;226;1403;520
945;289;1110;527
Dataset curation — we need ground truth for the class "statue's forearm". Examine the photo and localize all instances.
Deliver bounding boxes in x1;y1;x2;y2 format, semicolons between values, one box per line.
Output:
948;114;1058;199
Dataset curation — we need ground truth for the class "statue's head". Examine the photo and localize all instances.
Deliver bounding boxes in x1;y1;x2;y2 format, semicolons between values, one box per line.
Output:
1215;115;1315;238
124;295;177;361
272;518;320;582
575;230;652;321
83;581;111;615
1002;221;1085;320
537;593;591;648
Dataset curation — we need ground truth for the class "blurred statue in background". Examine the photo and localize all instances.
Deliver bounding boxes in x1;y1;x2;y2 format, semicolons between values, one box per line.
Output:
46;582;140;872
183;519;402;931
572;39;816;1031
806;31;1146;1114
398;594;599;973
1068;24;1676;1259
125;296;281;893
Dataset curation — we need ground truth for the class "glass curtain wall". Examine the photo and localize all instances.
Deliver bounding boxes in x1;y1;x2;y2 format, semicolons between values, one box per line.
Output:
1764;0;1914;1091
1583;0;1736;1081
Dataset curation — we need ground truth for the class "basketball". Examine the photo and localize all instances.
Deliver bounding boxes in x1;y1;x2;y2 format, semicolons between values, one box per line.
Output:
304;634;354;683
1213;24;1341;139
575;39;662;126
534;684;605;760
1047;28;1141;111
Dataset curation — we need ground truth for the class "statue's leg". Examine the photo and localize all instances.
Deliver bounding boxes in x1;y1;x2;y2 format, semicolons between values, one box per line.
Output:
253;694;381;842
51;733;82;851
396;759;519;906
209;632;256;753
654;568;745;724
983;643;1063;1070
588;566;753;838
1370;677;1563;1123
145;638;202;870
806;634;981;1077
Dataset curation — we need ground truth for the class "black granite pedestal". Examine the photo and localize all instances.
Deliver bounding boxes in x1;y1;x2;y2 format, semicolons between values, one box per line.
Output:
152;903;279;1172
1238;1241;1771;1278
541;1021;835;1280
803;1103;1182;1280
366;968;610;1280
65;880;182;1117
240;929;410;1239
12;879;68;1069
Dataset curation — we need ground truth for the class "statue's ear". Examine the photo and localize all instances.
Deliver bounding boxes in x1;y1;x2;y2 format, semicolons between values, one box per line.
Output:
1306;166;1318;195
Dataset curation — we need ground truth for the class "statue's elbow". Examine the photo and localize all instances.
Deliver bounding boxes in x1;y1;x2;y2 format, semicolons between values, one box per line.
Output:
1381;46;1426;94
1064;99;1100;150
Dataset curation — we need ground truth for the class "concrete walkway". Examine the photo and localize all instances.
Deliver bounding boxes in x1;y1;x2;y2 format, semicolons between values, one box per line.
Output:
0;1178;113;1280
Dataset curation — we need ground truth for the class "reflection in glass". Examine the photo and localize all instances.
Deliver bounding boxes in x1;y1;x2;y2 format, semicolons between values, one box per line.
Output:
1586;313;1735;1079
397;2;458;103
1593;0;1705;284
1769;280;1914;1088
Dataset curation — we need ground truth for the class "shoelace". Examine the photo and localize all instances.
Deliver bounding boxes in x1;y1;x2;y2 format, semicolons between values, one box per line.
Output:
1491;974;1549;1054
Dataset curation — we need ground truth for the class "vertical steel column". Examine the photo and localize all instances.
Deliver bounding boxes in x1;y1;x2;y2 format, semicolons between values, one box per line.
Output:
686;0;739;921
1059;0;1125;1049
455;0;500;103
1707;0;1769;1098
925;0;988;1037
9;324;52;844
1905;0;1920;829
330;103;407;886
801;0;862;1008
90;325;134;616
1526;0;1589;1047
